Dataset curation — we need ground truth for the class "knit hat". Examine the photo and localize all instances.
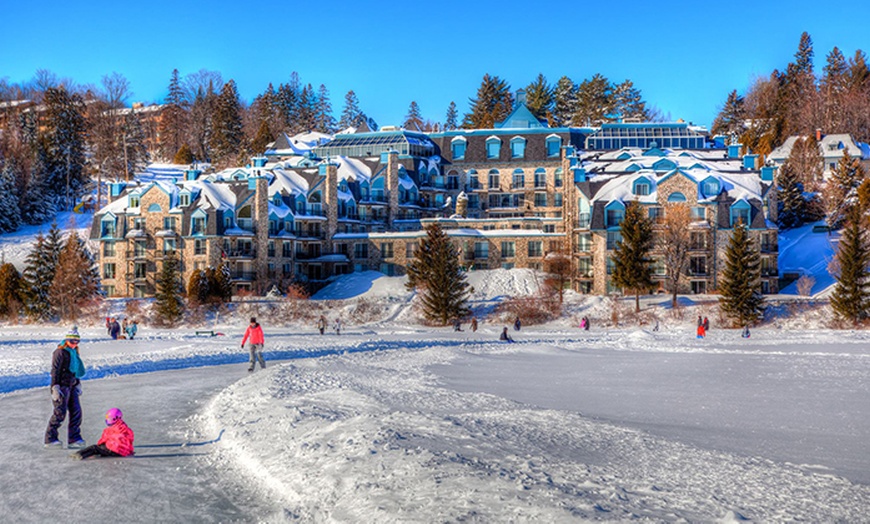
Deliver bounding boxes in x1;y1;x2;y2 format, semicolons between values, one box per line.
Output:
65;326;81;341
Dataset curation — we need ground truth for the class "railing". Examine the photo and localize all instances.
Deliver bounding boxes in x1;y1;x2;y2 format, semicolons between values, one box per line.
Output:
760;243;777;253
226;249;257;258
126;250;148;259
231;271;257;281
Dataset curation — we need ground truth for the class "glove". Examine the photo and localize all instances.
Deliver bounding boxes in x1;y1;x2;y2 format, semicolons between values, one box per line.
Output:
75;384;82;397
51;385;61;403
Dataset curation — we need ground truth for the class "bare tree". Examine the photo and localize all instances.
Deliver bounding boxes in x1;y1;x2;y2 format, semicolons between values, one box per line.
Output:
658;203;693;308
543;251;572;305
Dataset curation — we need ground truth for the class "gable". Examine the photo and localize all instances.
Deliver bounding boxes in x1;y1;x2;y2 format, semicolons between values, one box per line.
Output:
494;103;546;129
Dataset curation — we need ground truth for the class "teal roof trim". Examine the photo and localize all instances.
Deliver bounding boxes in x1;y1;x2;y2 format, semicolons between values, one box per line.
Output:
494;103;546;129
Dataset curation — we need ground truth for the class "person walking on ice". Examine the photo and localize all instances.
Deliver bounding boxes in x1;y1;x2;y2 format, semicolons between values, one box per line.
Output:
241;317;266;372
317;315;327;335
334;317;342;335
71;408;134;460
45;327;86;448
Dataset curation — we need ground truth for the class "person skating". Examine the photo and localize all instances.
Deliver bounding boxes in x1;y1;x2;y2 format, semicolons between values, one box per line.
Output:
583;316;590;331
125;320;137;340
742;325;751;338
514;317;521;331
500;327;514;343
71;408;134;460
45;327;86;448
703;317;710;332
241;317;266;372
470;317;478;332
697;323;706;339
334;317;342;335
317;315;327;335
453;317;463;332
109;318;121;340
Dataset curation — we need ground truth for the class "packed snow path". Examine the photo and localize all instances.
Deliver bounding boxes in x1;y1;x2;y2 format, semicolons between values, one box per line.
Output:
0;364;286;522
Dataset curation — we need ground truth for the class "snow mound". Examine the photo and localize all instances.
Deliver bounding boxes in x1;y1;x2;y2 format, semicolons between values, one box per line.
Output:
312;271;411;301
467;268;541;301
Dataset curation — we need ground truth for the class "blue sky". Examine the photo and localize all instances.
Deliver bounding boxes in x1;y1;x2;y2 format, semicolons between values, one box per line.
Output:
2;0;869;129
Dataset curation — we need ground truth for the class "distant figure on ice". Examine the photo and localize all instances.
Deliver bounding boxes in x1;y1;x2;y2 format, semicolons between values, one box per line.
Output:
500;327;514;343
125;320;138;340
334;317;342;335
106;317;112;336
241;317;266;372
72;408;134;460
453;317;463;332
579;317;587;330
742;325;751;338
703;317;710;332
697;323;706;339
45;327;86;448
697;315;703;327
470;317;478;332
514;317;521;331
121;318;129;338
653;319;660;332
109;318;121;340
317;315;327;335
582;316;590;331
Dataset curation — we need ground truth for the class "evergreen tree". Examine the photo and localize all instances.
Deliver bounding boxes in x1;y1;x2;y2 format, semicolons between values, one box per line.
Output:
0;164;21;233
49;232;101;321
405;223;471;325
158;69;189;161
173;143;194;165
574;74;613;126
719;221;765;326
297;84;317;132
825;148;866;229
21;223;63;320
830;206;870;324
524;73;553;121
210;79;244;164
404;101;424;131
612;79;647;121
462;74;512;129
0;262;22;318
338;90;363;130
188;81;218;162
314;84;335;133
41;86;87;210
19;156;56;226
122;108;150;177
821;47;848;130
250;120;273;155
552;76;577;127
711;90;746;138
187;269;210;305
611;202;655;312
444;101;458;131
777;160;808;229
789;135;823;187
277;72;302;132
155;251;184;325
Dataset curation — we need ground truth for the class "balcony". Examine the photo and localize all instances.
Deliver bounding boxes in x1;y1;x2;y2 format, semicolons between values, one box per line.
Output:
760;243;777;253
231;271;257;281
226;248;257;259
126;250;148;259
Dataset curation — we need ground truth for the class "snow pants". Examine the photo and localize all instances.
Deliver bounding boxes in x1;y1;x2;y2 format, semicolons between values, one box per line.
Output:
45;385;82;444
76;443;121;459
248;344;266;370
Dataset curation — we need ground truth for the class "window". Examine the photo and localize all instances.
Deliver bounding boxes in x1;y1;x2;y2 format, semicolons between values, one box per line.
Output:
668;192;687;203
179;194;190;207
535;193;548;207
354;243;368;259
468;171;480;190
692;206;706;220
406;242;417;259
634;183;650;196
554;168;563;188
606;257;615;275
486;138;500;159
652;259;666;276
132;217;145;230
702;180;719;197
488;171;500;189
528;241;543;257
282;241;292;257
512;170;524;189
134;262;147;279
194;239;206;255
534;169;547;188
546;136;562;157
103;242;116;257
691;232;706;250
447;174;459;190
192;217;205;235
101;219;116;238
102;285;115;297
129;195;140;208
606;208;624;228
544;224;556;233
554;193;563;207
578;257;592;277
134;241;146;257
577;233;592;251
474;241;489;259
510;137;526;158
731;203;750;226
268;241;276;258
691;281;707;294
381;242;394;258
606;231;622;250
103;263;115;279
501;241;515;257
467;194;479;209
163;238;176;253
690;256;707;276
648;206;664;222
451;139;466;160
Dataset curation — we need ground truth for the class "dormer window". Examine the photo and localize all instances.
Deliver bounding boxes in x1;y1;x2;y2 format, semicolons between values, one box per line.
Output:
129;195;140;208
634;183;650;196
510;137;526;159
546;136;562;157
179;194;190;207
486;137;501;159
451;137;467;160
702;179;720;197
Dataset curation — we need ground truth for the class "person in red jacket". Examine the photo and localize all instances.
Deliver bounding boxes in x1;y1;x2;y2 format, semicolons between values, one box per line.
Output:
72;408;134;460
241;317;266;372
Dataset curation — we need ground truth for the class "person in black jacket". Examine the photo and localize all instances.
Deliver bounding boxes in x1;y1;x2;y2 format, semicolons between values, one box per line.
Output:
45;327;86;448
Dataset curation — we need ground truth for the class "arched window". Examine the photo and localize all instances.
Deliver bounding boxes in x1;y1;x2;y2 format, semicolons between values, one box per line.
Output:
486;137;501;159
451;136;467;160
510;137;526;159
534;168;547;188
546;135;562;157
667;192;687;203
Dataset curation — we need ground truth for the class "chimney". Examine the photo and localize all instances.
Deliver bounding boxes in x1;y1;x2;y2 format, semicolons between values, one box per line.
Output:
728;144;742;159
816;128;822;141
385;150;400;227
253;176;270;287
319;162;339;243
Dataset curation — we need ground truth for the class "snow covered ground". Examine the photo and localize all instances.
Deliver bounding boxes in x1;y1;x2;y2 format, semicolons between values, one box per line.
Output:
1;315;868;522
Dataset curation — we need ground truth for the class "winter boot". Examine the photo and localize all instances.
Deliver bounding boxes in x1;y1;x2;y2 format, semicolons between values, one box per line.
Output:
68;439;86;449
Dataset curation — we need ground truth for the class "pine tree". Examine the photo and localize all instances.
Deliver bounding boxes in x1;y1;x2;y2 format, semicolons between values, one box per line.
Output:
297;84;318;132
155;251;184;325
830;206;870;324
210;79;244;164
462;74;512;129
21;223;63;320
612;80;647;122
173;143;194;165
711;90;746;138
0;262;22;318
574;74;614;126
122;108;150;178
41;86;87;210
404;101;424;131
158;69;189;161
611;202;655;312
405;223;470;325
49;232;101;321
0;164;21;233
552;76;577;127
524;74;553;121
19;156;56;225
250;120;273;155
777;160;808;229
825;148;866;229
444;101;458;131
338;90;363;130
314;84;335;133
187;269;210;305
277;73;301;133
718;221;765;327
188;81;219;162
